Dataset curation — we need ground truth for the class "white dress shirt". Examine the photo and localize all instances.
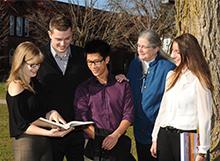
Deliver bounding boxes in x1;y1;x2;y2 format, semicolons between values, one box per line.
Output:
152;69;212;153
141;58;155;75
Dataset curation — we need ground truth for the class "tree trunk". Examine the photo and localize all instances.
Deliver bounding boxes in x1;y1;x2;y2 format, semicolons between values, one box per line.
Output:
175;0;220;160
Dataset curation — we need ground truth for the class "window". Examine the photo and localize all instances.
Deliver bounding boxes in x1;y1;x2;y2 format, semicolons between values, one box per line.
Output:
162;37;171;53
24;18;29;37
0;18;2;32
161;0;170;4
9;15;15;36
9;48;15;65
16;17;23;37
9;16;29;37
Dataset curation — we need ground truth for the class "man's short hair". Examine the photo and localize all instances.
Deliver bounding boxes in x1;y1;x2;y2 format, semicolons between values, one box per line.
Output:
49;15;72;32
84;39;111;59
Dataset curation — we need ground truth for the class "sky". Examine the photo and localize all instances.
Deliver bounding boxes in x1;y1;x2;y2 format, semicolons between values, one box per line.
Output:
56;0;108;10
56;0;161;17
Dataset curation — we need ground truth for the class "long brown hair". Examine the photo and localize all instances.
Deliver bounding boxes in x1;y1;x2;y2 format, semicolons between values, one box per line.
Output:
6;41;43;93
167;33;213;92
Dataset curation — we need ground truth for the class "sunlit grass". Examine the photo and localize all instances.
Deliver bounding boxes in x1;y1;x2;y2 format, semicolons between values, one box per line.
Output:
0;104;14;161
0;82;6;99
127;127;137;159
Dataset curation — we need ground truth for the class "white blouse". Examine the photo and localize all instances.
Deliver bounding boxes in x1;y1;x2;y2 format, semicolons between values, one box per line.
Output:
152;70;212;153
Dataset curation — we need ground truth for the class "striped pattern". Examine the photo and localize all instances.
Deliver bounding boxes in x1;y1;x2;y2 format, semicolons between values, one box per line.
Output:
180;132;199;161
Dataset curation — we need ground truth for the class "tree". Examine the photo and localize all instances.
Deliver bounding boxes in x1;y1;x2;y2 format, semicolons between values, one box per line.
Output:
175;1;220;160
107;0;176;52
26;0;134;49
26;0;175;53
24;0;138;74
0;1;9;50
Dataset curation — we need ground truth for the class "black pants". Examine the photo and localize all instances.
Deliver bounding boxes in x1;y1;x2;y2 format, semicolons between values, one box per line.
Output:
136;141;157;161
157;127;180;161
85;128;135;161
51;131;85;161
157;127;210;161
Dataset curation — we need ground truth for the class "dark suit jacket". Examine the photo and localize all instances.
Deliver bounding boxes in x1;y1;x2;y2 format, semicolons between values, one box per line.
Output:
37;43;91;122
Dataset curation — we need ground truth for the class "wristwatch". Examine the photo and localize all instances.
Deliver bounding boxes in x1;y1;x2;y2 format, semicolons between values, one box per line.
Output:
198;153;206;158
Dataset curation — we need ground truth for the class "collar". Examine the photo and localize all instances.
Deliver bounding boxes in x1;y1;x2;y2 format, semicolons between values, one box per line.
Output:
142;58;155;68
92;74;116;86
139;53;158;71
148;53;164;67
50;43;70;59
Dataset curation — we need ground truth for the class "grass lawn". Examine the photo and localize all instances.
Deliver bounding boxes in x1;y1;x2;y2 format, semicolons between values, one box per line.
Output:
0;82;6;99
0;82;137;160
0;104;14;161
127;127;137;159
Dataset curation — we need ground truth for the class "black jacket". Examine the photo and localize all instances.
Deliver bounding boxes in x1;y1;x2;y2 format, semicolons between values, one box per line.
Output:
37;43;90;122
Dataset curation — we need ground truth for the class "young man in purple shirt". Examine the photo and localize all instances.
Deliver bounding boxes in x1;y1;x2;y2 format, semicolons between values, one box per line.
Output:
74;39;135;161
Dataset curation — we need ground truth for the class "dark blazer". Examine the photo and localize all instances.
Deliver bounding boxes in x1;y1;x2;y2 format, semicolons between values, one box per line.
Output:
37;43;90;122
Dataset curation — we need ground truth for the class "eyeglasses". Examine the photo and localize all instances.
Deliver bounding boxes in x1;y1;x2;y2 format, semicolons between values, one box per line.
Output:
25;62;41;69
137;44;153;49
87;58;104;66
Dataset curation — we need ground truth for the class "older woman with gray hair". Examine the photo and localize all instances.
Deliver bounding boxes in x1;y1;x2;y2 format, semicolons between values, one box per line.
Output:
127;30;175;161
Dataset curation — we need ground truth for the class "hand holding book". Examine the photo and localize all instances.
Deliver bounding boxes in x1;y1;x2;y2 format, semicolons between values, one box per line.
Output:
48;127;73;137
45;110;66;125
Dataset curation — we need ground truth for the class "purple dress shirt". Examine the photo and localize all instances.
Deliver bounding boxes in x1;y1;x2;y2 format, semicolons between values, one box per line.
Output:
74;75;134;132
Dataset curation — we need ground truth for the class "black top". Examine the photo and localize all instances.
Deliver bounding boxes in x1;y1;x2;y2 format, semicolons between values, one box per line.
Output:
37;43;91;122
6;85;46;138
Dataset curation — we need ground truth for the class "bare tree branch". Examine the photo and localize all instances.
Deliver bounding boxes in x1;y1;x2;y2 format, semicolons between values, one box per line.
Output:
0;2;9;49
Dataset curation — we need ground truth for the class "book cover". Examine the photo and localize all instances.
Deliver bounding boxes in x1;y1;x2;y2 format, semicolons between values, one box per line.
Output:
38;117;94;130
180;132;198;161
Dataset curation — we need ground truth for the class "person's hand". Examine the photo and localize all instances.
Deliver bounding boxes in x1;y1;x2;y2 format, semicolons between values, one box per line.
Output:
46;110;66;124
195;154;206;161
102;133;119;150
48;128;73;137
150;141;157;158
115;74;129;83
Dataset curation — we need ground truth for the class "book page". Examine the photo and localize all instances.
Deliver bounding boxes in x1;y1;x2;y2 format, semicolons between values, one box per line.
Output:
38;117;70;129
67;121;94;128
38;117;94;130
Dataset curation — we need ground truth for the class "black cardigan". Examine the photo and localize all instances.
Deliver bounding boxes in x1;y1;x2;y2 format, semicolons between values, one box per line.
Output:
37;43;91;122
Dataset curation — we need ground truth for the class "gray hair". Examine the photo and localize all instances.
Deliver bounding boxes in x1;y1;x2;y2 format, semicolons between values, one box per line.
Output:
138;30;162;48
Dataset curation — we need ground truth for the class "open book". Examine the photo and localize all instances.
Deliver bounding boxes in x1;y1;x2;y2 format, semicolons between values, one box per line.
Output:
38;117;94;130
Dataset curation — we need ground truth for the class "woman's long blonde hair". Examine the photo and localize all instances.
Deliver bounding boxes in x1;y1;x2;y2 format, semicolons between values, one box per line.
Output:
167;33;213;92
6;41;43;93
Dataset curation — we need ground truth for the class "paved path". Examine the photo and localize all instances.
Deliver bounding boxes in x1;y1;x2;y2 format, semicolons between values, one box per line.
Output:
0;98;6;104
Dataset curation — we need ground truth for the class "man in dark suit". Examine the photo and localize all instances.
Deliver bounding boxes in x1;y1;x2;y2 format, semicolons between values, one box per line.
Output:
37;14;90;161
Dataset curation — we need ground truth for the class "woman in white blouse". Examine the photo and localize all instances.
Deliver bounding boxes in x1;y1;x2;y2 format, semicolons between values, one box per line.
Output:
150;33;213;161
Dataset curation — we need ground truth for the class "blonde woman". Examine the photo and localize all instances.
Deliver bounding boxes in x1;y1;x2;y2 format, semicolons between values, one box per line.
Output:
151;33;213;161
6;41;71;161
